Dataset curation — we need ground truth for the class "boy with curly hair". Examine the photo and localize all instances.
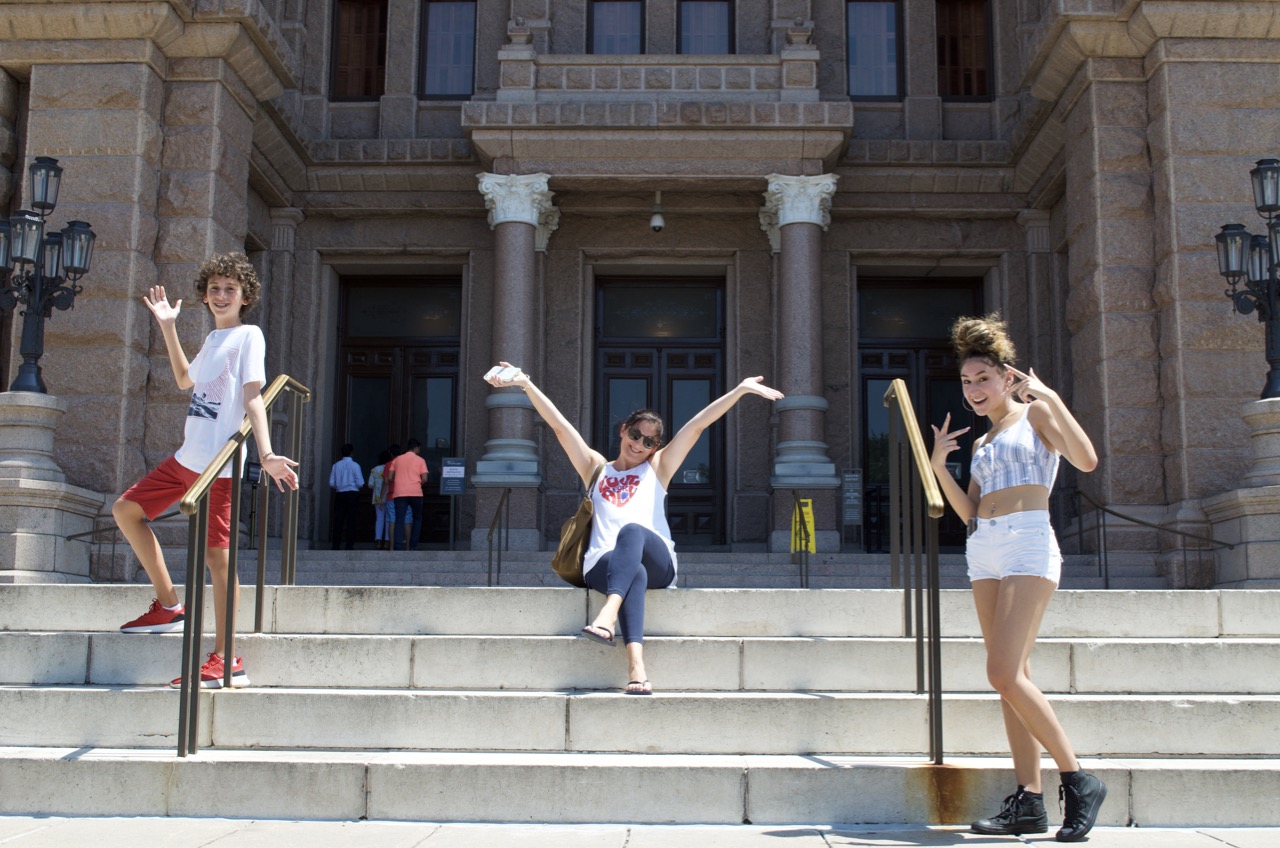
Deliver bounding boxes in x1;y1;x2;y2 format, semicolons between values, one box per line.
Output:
113;252;299;689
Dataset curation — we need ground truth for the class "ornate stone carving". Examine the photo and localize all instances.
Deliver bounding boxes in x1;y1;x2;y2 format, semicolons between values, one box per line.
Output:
758;173;838;250
477;172;559;250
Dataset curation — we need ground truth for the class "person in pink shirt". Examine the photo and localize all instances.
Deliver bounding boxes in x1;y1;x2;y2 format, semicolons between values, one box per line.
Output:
384;438;428;550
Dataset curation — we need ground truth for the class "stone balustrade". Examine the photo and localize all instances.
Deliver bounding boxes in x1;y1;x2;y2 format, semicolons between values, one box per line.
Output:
496;42;820;105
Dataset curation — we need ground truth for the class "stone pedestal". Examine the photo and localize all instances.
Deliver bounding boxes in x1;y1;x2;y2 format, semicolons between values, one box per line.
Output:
1203;398;1280;587
0;392;108;583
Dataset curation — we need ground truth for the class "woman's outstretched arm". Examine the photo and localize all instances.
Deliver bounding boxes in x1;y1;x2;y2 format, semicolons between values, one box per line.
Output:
651;377;783;489
485;362;604;483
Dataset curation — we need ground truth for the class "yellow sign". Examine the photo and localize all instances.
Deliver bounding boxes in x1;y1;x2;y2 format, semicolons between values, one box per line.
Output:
791;498;816;554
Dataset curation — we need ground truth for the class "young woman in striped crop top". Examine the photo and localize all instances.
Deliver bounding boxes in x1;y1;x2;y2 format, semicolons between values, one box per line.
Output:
485;361;783;696
928;314;1106;843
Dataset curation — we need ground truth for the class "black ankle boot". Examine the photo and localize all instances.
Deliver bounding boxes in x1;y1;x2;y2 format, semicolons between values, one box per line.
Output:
971;786;1048;835
1056;770;1107;842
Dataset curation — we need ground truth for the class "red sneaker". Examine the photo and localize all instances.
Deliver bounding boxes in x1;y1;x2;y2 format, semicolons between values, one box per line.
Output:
120;599;185;633
170;652;250;689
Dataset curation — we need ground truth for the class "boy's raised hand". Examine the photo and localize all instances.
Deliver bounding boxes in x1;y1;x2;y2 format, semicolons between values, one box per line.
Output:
142;286;181;325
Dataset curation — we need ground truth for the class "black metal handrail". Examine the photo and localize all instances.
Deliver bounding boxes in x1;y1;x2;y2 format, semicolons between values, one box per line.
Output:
791;490;811;588
486;487;511;586
175;373;310;757
883;378;945;765
1072;490;1234;589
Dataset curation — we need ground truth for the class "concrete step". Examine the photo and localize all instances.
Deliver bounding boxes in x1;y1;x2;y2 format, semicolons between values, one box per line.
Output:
2;585;1268;639
0;748;1272;827
138;548;1170;589
5;685;1279;756
5;631;1280;696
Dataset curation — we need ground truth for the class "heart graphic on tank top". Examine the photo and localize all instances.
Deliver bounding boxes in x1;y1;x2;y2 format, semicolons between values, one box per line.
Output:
599;474;641;507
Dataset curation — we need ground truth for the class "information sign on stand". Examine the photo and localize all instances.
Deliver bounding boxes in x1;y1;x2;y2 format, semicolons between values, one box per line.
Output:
440;458;466;549
440;458;466;495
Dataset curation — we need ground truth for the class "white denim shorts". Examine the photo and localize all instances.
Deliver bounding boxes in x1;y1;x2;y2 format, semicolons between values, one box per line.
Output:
965;510;1062;584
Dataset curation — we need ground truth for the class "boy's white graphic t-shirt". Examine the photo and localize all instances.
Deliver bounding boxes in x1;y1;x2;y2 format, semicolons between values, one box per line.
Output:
173;323;267;478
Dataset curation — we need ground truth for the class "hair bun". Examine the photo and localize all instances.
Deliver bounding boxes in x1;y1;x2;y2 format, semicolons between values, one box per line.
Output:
951;312;1016;365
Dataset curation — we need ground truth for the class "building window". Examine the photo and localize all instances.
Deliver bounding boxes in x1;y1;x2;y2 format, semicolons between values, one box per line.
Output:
590;0;643;54
936;0;989;99
421;0;475;97
679;1;732;54
847;1;900;99
331;0;387;100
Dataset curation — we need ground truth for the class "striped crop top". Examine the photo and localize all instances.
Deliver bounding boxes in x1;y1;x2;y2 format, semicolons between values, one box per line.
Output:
970;405;1060;495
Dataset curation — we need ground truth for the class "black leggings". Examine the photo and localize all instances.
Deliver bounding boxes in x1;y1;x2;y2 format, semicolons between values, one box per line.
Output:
583;523;675;645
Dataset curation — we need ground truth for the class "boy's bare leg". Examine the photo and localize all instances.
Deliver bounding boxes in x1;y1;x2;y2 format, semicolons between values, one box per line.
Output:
112;497;180;608
205;547;239;657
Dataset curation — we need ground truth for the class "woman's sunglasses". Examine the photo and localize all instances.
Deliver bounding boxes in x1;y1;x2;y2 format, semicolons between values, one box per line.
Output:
626;427;661;450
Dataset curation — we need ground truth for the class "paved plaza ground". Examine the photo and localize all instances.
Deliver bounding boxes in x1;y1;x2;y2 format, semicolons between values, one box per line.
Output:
0;818;1276;847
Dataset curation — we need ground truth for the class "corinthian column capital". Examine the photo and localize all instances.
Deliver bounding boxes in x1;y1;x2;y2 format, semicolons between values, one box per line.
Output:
763;173;838;227
758;173;838;251
477;172;555;226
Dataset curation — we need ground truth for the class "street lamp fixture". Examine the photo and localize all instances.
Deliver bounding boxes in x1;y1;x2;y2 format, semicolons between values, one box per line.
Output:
1215;158;1280;399
0;157;96;393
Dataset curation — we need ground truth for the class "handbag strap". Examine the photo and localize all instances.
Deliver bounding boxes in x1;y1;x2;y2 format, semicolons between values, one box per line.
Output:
583;463;605;495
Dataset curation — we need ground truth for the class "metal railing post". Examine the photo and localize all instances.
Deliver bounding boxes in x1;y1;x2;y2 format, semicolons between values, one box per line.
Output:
487;488;511;587
883;379;946;765
222;450;243;689
255;463;270;632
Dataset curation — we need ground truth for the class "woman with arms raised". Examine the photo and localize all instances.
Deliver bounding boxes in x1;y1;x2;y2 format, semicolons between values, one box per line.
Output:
485;362;783;695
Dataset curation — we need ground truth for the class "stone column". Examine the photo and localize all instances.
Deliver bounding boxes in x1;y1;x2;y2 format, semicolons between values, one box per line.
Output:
21;62;167;501
471;172;558;551
264;209;304;383
1203;399;1280;587
902;0;942;139
1017;210;1052;374
380;0;419;137
1060;60;1163;547
760;174;840;552
0;392;107;582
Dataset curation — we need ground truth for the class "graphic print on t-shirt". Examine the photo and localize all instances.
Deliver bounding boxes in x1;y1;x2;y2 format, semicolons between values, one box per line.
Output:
187;349;240;422
600;473;641;507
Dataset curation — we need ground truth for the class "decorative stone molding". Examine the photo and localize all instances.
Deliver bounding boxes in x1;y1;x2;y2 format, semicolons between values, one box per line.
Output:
270;207;304;251
758;173;838;250
1017;209;1051;253
477;172;559;250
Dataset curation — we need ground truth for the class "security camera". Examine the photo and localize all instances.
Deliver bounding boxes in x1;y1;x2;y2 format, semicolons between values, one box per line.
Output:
649;190;664;233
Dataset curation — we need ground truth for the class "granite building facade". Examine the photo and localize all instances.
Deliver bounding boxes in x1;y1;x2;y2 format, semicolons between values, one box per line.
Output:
1;1;1274;583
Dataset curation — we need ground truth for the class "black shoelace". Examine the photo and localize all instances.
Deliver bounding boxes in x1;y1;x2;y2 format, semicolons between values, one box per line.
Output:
1059;783;1083;824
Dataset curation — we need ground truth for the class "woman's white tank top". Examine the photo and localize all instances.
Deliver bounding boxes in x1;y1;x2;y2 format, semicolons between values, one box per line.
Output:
582;460;678;586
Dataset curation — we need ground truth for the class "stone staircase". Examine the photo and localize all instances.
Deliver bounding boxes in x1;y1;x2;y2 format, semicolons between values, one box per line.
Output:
132;547;1169;589
1;583;1278;825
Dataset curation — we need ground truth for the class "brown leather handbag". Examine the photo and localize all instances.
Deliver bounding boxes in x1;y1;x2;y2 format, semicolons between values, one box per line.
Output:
551;464;605;587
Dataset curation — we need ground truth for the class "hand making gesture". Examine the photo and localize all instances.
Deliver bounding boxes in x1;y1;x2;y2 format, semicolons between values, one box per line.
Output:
1007;365;1058;405
930;412;971;473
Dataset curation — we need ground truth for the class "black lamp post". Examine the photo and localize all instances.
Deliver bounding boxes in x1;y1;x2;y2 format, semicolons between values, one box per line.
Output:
0;157;96;393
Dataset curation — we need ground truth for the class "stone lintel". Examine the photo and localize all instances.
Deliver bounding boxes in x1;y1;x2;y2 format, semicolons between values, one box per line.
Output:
0;39;169;79
469;128;847;178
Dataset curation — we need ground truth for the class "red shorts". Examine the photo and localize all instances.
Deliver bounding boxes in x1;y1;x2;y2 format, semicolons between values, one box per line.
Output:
120;455;233;548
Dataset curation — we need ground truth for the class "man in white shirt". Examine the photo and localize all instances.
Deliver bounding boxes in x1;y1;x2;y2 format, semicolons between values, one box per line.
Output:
328;443;365;550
